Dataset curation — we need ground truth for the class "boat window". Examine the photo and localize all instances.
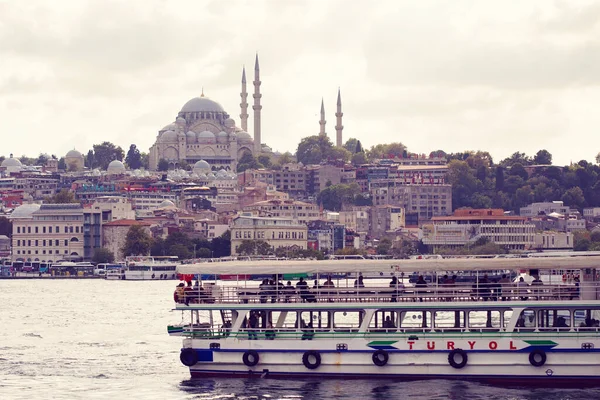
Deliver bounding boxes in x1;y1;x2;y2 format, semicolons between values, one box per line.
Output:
299;311;330;331
332;311;363;332
574;309;600;330
267;311;296;329
369;310;397;332
514;309;536;332
468;310;500;331
434;310;465;331
502;310;513;330
537;309;571;331
399;311;432;331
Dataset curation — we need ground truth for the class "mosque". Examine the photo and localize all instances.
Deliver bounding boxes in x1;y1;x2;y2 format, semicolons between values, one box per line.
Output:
149;55;270;172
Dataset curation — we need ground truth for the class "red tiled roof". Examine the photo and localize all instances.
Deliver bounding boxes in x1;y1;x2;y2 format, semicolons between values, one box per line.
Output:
103;219;151;227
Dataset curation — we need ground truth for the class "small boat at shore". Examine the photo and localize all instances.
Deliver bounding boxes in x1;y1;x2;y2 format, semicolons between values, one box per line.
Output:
169;255;600;384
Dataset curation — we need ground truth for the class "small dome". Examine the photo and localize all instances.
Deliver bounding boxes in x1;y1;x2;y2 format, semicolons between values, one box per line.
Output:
186;131;197;143
66;149;83;158
9;203;41;219
161;123;177;132
2;156;22;168
216;168;228;178
192;160;211;175
237;131;252;142
176;117;186;126
107;160;126;174
158;200;176;208
197;130;215;143
217;131;228;143
160;130;178;142
180;97;225;113
224;118;235;128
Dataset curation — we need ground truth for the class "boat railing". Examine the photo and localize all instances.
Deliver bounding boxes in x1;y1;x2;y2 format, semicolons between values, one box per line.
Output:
175;282;593;305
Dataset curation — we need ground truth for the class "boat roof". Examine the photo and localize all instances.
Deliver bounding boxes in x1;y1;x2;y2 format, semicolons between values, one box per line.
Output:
176;255;600;275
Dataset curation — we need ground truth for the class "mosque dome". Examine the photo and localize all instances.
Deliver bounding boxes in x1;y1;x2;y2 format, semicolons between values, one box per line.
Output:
186;131;197;143
176;117;186;126
9;203;41;219
181;97;225;113
107;160;126;174
192;160;211;175
1;156;22;168
66;149;83;158
161;123;178;132
237;131;253;142
216;168;228;178
217;131;228;143
197;130;216;143
224;118;235;129
159;130;178;142
158;200;176;208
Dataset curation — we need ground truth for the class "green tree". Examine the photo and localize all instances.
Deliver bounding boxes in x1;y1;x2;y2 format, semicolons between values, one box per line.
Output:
355;140;364;154
509;163;529;180
92;248;115;264
573;230;591;251
125;144;143;169
0;216;12;237
533;149;552;165
343;138;358;153
140;152;149;169
165;232;192;254
237;151;262;172
93;141;125;170
500;152;532;167
296;135;334;165
376;238;392;255
257;154;272;168
170;244;192;260
150;237;166;256
36;153;50;165
86;150;95;169
46;189;79;204
122;225;153;256
57;157;67;170
367;142;406;160
317;183;361;211
196;248;212;258
328;146;352;162
495;166;505;191
211;230;231;257
236;240;272;256
561;187;586;210
157;158;169;171
351;152;368;166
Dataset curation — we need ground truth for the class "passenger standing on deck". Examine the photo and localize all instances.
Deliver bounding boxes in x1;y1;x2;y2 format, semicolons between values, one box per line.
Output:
284;281;295;303
499;274;511;301
515;277;529;301
296;277;309;302
259;279;268;303
390;277;399;302
415;276;428;302
323;276;335;302
247;311;259;340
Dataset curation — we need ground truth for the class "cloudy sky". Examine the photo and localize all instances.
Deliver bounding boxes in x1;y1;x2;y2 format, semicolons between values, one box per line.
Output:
0;0;599;166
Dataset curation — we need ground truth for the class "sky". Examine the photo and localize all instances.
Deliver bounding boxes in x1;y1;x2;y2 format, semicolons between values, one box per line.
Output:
0;0;599;167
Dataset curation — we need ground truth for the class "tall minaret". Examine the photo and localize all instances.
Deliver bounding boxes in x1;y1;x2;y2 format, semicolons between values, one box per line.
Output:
240;66;248;132
335;88;343;147
253;54;262;153
319;98;326;137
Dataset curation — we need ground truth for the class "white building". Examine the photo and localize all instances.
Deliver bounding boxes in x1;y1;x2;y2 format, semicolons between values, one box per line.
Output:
92;196;135;222
242;199;320;225
520;201;570;217
533;232;574;250
230;215;307;255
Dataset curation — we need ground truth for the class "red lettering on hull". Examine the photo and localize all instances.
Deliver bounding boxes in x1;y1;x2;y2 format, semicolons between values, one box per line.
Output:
489;341;498;350
447;341;455;350
408;341;415;350
510;341;517;350
427;341;435;350
468;341;476;350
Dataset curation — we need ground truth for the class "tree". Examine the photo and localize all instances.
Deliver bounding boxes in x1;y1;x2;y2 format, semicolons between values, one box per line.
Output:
376;238;392;255
165;231;192;254
67;162;79;172
93;141;125;170
573;230;591;251
86;150;95;169
150;237;166;256
125;144;143;169
57;157;66;170
257;154;272;168
296;135;334;165
237;151;262;172
495;166;505;191
157;158;169;171
355;140;363;154
533;149;552;165
500;152;532;167
122;225;153;256
92;248;115;264
36;153;50;165
236;240;272;256
509;163;529;180
351;152;368;166
343;138;358;153
140;152;149;169
561;187;586;210
367;142;407;160
169;244;192;260
46;189;78;204
0;216;12;237
327;146;352;162
211;230;231;257
317;183;362;211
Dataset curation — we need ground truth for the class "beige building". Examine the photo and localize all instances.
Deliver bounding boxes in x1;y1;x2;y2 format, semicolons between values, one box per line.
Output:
102;219;152;261
242;199;320;225
339;208;370;234
10;203;84;262
533;232;574;250
92;196;135;222
230;215;307;255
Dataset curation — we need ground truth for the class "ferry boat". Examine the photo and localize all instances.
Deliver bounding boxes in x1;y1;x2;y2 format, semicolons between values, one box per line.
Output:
124;256;179;280
169;255;600;384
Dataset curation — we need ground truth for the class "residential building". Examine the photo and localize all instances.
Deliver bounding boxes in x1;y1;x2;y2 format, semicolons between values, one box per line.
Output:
91;196;135;222
230;215;307;255
533;232;574;250
307;220;345;254
371;184;452;221
583;207;600;221
83;209;103;261
339;208;370;235
242;199;320;225
520;201;570;217
306;165;343;196
369;205;406;240
422;208;536;251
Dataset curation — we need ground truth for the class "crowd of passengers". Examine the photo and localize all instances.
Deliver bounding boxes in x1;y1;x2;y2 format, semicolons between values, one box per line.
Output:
174;273;580;304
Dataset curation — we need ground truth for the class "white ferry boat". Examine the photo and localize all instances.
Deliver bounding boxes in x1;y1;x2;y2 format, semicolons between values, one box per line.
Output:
170;255;600;384
124;256;179;280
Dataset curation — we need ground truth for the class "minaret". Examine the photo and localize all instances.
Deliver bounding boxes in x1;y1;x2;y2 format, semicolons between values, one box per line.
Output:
335;88;343;147
240;66;248;132
319;98;326;137
253;54;262;153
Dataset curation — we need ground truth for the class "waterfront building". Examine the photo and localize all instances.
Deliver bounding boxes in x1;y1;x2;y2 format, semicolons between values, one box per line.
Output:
10;203;85;262
230;215;307;255
421;208;536;251
520;201;571;217
242;199;320;225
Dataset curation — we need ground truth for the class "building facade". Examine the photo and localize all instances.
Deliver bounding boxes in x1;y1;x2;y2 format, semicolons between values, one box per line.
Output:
242;199;320;225
230;215;307;255
102;219;152;261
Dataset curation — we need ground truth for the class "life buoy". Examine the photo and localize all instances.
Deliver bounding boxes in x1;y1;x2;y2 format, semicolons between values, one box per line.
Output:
242;350;259;367
529;349;547;367
562;274;567;283
372;349;389;366
448;349;468;369
180;348;198;366
302;350;321;369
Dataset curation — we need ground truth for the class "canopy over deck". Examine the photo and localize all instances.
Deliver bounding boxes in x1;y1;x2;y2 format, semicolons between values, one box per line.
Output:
176;256;600;276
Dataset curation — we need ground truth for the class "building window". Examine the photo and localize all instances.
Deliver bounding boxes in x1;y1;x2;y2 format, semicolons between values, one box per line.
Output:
49;227;52;233
43;226;46;233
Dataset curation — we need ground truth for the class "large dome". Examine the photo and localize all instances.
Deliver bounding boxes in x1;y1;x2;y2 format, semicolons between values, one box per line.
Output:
9;204;41;219
181;97;225;113
107;160;126;174
2;156;22;168
66;149;83;158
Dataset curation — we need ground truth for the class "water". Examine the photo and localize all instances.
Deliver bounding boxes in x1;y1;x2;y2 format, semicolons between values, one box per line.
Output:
0;280;598;400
